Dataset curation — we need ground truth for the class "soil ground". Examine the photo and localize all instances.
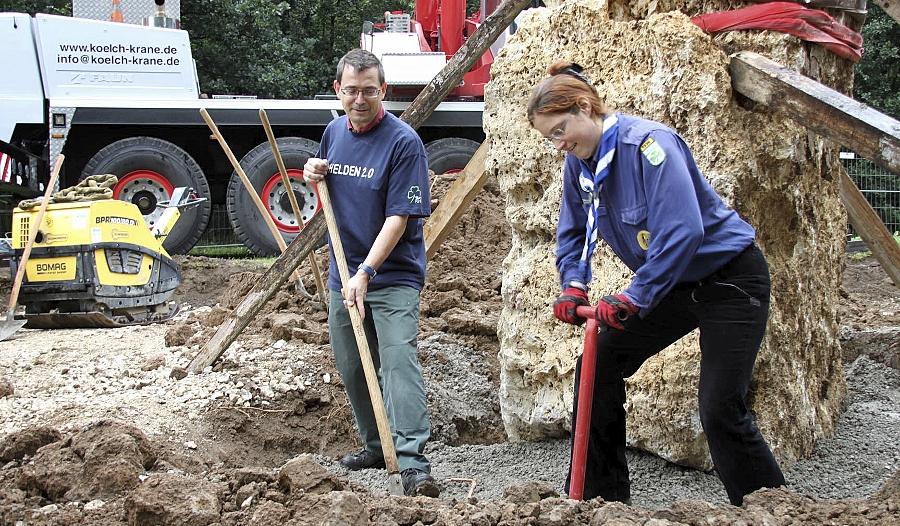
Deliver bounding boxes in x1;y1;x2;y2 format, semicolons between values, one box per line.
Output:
0;176;898;525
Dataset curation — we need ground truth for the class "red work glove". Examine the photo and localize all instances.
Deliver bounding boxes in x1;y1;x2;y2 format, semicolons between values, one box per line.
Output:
596;294;639;331
553;287;590;325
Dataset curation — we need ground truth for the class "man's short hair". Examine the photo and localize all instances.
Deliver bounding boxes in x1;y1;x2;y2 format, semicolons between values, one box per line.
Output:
336;49;385;85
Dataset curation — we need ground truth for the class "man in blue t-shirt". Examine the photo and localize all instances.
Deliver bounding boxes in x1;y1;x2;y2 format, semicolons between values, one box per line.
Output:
303;49;437;498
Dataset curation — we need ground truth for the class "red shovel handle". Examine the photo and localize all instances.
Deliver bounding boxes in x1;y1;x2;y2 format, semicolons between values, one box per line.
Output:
569;309;599;501
577;303;632;323
575;305;596;320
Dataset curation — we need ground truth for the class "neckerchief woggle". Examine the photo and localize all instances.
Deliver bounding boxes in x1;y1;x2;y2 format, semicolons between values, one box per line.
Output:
577;113;618;283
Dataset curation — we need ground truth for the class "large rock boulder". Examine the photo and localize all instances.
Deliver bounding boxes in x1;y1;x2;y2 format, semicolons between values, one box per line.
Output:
489;2;849;469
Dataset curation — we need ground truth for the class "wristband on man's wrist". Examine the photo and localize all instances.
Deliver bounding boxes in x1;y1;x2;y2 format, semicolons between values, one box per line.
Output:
357;263;377;279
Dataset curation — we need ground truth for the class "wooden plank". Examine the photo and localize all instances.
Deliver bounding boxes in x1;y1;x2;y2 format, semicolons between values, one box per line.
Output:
729;51;900;175
187;212;327;373
729;51;900;288
424;140;490;260
838;170;900;286
401;0;533;129
872;0;900;25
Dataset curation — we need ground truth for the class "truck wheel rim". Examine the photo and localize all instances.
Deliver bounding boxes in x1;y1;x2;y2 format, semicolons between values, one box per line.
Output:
113;170;175;228
261;169;321;233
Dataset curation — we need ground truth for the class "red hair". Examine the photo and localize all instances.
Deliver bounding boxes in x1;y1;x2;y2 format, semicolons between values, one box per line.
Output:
527;61;607;124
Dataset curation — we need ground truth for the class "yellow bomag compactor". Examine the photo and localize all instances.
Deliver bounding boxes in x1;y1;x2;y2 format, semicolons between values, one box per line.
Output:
10;186;201;328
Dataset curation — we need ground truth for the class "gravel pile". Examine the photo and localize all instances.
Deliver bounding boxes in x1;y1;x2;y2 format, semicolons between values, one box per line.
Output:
0;308;336;441
332;355;900;508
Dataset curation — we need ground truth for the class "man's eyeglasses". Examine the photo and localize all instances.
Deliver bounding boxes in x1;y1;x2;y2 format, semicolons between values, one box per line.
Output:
339;87;382;98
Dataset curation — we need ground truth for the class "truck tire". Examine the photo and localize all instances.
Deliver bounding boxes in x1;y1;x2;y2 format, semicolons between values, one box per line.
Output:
81;137;212;255
425;137;480;175
226;137;321;256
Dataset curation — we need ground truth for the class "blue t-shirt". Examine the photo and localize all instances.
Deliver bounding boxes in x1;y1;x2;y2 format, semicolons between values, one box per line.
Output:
317;112;431;292
556;114;755;313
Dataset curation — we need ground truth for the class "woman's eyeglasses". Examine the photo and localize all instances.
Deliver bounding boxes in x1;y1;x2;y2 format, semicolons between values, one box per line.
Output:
544;115;572;147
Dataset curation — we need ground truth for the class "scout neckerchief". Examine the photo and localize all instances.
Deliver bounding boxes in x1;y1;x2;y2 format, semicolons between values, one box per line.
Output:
577;113;618;282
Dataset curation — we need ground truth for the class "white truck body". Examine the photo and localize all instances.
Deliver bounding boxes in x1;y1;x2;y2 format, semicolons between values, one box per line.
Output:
34;13;198;101
0;11;484;255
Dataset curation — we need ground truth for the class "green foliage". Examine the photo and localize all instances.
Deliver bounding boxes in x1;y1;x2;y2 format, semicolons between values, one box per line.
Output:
189;244;253;258
854;5;900;119
848;234;900;261
0;0;70;15
183;0;414;99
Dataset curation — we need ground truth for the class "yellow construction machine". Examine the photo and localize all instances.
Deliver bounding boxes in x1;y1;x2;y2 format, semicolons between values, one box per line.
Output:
9;186;202;328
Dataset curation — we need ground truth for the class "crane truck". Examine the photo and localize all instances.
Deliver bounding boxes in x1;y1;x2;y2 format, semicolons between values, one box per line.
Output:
0;0;518;256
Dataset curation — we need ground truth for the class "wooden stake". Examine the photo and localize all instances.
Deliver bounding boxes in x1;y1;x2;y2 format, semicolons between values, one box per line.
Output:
315;179;404;495
729;51;900;174
199;108;310;295
871;0;900;25
838;170;900;286
259;109;328;309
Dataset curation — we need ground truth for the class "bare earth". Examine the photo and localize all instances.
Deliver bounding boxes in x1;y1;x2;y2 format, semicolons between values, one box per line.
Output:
0;177;898;525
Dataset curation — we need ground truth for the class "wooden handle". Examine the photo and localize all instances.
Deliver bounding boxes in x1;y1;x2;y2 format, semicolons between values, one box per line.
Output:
8;155;64;315
259;109;328;305
200;108;287;252
315;179;400;474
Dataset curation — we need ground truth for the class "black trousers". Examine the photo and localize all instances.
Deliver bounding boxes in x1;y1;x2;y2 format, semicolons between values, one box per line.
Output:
565;244;785;505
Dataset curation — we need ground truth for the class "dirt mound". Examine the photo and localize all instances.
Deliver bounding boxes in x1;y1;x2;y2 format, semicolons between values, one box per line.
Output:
839;256;900;370
0;426;60;463
15;420;157;502
3;423;898;525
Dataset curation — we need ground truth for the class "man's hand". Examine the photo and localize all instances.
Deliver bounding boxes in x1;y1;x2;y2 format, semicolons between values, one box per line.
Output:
304;157;329;183
342;270;369;319
553;287;590;325
595;294;639;330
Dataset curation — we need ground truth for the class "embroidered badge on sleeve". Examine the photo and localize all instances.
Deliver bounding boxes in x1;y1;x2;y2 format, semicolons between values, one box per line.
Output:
407;185;422;204
640;137;666;166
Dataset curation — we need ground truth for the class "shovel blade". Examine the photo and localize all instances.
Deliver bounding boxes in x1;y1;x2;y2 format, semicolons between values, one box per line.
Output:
0;318;27;342
387;473;405;496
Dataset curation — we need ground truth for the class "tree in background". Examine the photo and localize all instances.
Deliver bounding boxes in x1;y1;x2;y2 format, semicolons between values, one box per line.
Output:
0;0;70;15
849;6;899;234
183;0;413;99
854;5;900;119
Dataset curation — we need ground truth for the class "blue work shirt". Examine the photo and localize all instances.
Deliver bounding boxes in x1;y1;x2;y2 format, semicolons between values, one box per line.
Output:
317;111;431;292
556;114;755;313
